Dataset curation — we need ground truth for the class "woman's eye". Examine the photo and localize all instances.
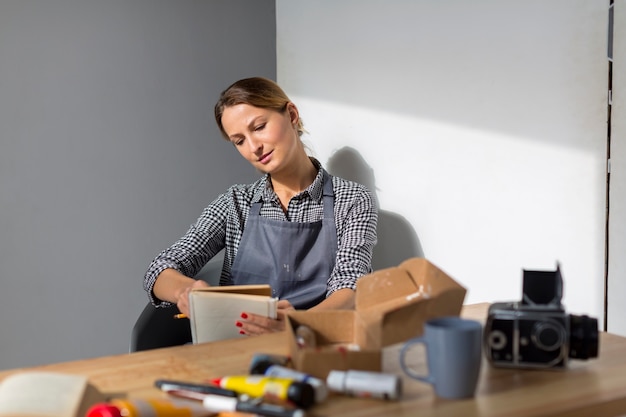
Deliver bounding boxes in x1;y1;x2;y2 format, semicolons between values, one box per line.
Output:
254;123;266;131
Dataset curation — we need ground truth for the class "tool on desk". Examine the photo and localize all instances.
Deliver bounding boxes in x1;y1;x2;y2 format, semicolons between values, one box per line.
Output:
326;370;402;401
155;379;238;398
211;375;315;409
159;384;305;417
202;394;305;417
250;363;328;403
173;313;188;319
86;398;211;417
162;383;306;417
163;388;210;402
249;353;291;373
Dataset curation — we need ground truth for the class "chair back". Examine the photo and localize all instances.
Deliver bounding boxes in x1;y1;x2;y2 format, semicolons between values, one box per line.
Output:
130;303;191;352
130;251;224;352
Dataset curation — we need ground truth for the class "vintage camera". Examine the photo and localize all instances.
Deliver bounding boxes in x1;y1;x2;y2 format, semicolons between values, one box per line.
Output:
484;264;598;369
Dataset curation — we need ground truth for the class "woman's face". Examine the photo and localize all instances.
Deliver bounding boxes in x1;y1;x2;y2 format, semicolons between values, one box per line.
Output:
221;103;300;174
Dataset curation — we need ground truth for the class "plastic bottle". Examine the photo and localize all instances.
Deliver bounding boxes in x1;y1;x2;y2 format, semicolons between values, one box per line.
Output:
250;363;328;403
295;325;317;349
86;398;211;417
211;375;315;409
326;370;402;400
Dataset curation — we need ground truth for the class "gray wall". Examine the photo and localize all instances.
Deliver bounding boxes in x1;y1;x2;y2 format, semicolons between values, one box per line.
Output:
0;0;275;369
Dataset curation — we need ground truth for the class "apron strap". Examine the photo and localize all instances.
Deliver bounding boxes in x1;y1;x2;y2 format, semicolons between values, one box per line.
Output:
250;201;262;217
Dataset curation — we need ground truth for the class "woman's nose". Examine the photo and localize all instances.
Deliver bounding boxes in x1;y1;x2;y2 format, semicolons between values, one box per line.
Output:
247;136;262;153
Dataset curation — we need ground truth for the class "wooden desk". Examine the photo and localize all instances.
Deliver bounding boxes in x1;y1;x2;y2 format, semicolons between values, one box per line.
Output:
1;303;625;417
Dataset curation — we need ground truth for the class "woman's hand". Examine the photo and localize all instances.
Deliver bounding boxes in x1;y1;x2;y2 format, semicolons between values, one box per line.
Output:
237;299;295;336
175;279;210;316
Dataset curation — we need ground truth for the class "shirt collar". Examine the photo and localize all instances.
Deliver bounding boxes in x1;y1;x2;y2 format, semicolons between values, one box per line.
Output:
254;157;326;204
307;158;325;202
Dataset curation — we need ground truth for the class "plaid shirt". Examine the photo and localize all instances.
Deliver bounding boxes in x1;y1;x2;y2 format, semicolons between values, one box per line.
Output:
144;160;378;306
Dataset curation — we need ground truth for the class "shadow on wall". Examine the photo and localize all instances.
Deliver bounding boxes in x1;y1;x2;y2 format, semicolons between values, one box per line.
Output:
325;147;424;271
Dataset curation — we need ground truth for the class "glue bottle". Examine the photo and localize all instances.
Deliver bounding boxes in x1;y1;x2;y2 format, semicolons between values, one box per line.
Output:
250;362;328;403
211;375;315;409
86;398;211;417
326;370;402;400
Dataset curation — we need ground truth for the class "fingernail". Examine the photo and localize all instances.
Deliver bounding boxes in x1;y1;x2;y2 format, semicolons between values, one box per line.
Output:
240;313;248;319
235;321;243;327
239;330;246;335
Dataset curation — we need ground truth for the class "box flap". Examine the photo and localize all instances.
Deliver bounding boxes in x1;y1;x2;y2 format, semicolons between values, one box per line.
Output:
401;257;467;319
355;265;419;312
285;258;466;377
355;258;467;348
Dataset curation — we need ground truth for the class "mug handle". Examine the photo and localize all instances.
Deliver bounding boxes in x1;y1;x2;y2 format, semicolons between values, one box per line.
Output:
399;336;434;384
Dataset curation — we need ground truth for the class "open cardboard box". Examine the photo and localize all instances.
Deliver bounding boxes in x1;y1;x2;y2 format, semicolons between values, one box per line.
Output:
285;257;467;379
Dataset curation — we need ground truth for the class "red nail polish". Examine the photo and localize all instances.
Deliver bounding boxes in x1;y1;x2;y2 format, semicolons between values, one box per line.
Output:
239;330;246;335
235;321;243;327
240;313;248;319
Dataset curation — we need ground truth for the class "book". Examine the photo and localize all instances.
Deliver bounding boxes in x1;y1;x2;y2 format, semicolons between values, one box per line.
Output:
189;284;278;344
0;371;106;417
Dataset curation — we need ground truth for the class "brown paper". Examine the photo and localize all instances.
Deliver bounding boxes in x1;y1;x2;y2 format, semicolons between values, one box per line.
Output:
286;258;467;379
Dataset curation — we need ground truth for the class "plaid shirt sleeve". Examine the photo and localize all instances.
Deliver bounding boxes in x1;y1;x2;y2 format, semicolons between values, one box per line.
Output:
143;193;230;306
327;177;378;295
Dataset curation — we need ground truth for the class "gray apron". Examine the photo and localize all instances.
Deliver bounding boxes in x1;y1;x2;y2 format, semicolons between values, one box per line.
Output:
230;171;338;309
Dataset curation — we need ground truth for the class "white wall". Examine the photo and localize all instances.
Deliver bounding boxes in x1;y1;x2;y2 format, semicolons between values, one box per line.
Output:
277;1;608;323
0;0;275;369
608;0;626;336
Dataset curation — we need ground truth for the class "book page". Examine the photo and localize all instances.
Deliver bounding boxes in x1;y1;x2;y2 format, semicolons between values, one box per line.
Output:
189;289;278;344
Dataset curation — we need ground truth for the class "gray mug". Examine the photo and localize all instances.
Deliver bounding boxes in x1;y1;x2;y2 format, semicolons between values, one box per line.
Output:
399;316;482;399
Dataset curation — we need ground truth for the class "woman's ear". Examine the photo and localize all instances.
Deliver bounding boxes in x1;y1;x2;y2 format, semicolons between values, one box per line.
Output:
286;102;299;125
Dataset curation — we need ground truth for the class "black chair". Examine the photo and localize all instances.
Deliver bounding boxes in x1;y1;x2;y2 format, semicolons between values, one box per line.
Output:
130;251;224;352
130;303;191;352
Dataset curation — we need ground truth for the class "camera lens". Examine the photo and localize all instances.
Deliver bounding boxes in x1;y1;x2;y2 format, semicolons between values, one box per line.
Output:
569;314;599;359
532;321;566;351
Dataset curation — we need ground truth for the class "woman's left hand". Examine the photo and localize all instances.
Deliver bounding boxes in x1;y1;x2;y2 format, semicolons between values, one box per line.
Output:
237;299;295;336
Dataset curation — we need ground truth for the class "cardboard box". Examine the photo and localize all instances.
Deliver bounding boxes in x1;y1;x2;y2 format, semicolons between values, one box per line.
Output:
285;257;467;379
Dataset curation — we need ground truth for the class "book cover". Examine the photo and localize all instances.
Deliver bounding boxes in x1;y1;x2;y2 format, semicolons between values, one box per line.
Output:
189;284;278;344
0;372;106;417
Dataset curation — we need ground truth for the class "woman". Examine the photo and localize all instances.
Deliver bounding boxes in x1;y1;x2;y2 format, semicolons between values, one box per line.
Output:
144;77;378;336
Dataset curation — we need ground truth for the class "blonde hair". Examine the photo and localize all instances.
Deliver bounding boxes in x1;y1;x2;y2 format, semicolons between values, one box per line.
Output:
214;77;304;140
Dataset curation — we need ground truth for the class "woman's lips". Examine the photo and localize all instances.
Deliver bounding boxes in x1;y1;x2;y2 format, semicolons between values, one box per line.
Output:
258;151;273;164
